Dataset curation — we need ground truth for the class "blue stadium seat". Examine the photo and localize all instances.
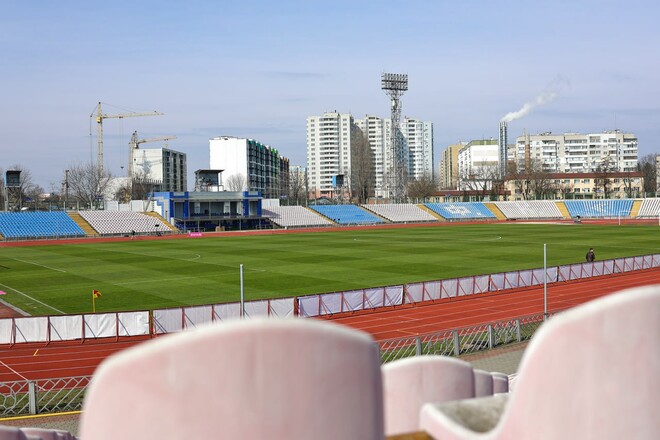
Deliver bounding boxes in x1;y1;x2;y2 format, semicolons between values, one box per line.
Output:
310;205;385;225
424;203;496;220
0;212;85;239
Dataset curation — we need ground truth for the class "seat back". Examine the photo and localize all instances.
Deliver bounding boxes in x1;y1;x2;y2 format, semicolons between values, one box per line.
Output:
382;356;475;436
498;285;660;439
80;318;384;440
491;372;509;394
473;369;494;397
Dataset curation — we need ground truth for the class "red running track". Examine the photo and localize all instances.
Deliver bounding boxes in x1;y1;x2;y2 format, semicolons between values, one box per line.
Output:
0;268;658;382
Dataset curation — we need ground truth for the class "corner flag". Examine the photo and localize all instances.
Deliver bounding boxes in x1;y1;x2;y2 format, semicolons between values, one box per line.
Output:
92;290;102;312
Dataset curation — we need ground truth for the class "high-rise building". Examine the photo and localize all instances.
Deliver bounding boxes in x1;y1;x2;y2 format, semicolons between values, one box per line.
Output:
132;147;187;192
512;130;638;173
308;112;433;199
306;112;354;198
209;136;289;199
457;139;499;191
439;143;466;189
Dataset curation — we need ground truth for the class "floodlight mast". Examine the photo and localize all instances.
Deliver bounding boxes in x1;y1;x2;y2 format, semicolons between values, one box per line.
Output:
381;73;408;200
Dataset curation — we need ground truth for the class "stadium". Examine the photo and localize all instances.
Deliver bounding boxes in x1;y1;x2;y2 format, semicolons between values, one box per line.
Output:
0;199;659;439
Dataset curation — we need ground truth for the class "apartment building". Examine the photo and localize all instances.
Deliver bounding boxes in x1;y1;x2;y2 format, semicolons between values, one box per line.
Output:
209;136;289;199
132;147;187;192
306;112;354;198
308;112;433;198
513;130;638;173
439;143;466;189
457;139;499;190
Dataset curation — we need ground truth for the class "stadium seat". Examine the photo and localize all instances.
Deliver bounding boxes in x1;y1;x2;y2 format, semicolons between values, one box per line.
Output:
420;284;660;440
381;356;475;436
80;318;384;440
473;369;494;397
0;426;27;440
20;428;75;440
491;372;509;394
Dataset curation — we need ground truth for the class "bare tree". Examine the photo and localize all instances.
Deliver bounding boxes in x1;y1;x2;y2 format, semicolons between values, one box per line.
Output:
225;173;247;192
593;156;615;198
287;167;308;206
407;174;437;201
132;170;158;200
67;162;113;208
350;126;375;204
459;164;500;200
638;154;657;196
506;159;556;200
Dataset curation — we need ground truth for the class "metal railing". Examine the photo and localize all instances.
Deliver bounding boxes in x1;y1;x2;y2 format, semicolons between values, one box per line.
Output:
0;376;90;417
378;311;549;364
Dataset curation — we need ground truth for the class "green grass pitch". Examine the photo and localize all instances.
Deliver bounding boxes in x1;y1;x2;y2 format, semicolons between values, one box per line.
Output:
0;223;658;316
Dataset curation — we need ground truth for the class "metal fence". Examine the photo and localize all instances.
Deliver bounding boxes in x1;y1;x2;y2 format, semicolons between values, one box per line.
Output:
0;376;90;417
378;311;549;364
0;311;552;417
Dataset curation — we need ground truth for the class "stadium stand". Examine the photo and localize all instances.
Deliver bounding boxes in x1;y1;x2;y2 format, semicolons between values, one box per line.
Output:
310;205;385;225
382;356;477;436
78;211;174;235
424;203;496;221
420;284;660;439
637;198;660;218
361;203;438;223
263;205;334;228
563;199;633;218
0;212;85;239
492;200;563;220
80;319;384;440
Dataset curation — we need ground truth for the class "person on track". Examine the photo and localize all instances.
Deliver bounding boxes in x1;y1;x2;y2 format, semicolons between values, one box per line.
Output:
586;247;595;262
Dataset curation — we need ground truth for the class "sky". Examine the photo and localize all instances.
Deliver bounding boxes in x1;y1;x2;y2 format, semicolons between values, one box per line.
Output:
1;0;659;191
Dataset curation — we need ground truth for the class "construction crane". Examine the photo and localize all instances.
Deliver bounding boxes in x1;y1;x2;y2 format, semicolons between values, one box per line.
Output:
128;131;177;179
91;102;163;176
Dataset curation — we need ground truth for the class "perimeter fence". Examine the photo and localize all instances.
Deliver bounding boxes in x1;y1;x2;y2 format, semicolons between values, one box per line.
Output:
0;254;659;345
0;309;551;416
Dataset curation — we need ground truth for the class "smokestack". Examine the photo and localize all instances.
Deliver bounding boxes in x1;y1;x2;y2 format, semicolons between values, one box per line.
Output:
499;121;508;178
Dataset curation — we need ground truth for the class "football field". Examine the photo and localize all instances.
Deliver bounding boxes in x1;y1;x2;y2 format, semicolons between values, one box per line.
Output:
0;223;658;315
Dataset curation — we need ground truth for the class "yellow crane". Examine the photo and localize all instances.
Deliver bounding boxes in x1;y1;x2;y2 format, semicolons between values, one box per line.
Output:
91;102;163;176
128;131;177;179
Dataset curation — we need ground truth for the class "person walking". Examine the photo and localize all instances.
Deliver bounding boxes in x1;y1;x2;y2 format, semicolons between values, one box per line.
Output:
586;247;595;262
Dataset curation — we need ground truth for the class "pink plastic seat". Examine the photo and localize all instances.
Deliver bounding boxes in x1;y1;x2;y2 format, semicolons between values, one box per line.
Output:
421;284;660;439
19;429;70;440
80;318;384;440
473;369;494;397
491;372;509;394
0;426;28;440
382;356;475;436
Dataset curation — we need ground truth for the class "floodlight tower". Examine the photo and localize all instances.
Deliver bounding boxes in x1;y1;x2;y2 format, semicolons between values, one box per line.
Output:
381;72;408;200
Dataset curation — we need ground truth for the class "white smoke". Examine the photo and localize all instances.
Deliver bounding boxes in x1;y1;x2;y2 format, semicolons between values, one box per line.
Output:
500;76;570;123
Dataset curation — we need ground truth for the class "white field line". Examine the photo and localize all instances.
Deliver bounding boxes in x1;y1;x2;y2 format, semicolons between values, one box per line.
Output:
0;282;65;315
13;258;66;273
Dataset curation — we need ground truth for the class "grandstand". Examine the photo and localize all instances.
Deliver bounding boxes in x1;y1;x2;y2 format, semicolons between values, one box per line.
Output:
263;206;334;228
563;199;633;218
310;205;385;225
78;211;174;235
0;212;84;239
637;198;660;218
424;202;496;221
361;203;438;223
493;200;563;220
